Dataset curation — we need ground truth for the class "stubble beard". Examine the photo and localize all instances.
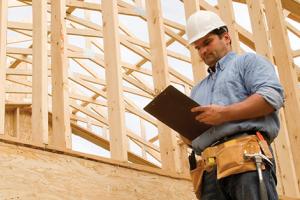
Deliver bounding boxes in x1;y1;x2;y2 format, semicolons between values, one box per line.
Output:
203;52;219;67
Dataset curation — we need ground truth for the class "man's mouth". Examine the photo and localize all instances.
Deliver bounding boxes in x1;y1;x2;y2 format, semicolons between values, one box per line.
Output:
204;53;213;61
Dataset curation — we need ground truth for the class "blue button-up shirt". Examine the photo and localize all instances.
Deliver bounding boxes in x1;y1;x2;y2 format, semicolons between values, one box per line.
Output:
190;51;284;154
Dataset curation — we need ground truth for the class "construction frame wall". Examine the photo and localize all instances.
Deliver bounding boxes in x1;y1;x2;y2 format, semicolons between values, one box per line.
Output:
0;0;300;199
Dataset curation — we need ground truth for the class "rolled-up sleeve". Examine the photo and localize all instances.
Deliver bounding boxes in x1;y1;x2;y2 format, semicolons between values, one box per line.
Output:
256;87;284;110
241;53;284;110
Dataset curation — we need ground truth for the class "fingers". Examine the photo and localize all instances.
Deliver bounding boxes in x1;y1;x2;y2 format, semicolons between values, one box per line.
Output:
195;112;210;121
192;105;223;125
192;106;211;122
195;114;218;125
191;105;209;112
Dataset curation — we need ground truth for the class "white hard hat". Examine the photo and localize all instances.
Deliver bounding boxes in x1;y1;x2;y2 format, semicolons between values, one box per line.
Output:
186;11;226;44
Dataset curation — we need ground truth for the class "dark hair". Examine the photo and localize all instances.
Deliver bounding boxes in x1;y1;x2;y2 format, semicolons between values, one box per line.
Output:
209;26;231;44
210;26;228;36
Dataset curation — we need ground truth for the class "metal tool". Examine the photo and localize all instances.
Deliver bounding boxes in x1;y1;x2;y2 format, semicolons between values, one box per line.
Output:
244;151;273;200
189;150;197;170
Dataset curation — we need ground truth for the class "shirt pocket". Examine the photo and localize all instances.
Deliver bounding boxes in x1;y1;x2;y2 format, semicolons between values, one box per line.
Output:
213;70;248;105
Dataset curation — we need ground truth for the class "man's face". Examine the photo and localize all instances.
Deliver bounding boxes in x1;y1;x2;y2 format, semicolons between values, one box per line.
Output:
192;33;231;67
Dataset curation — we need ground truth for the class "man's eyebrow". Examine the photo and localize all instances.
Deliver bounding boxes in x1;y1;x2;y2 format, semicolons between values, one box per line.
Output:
203;38;212;44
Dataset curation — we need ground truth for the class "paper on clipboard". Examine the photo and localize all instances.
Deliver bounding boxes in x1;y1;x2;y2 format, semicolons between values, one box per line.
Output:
143;85;211;141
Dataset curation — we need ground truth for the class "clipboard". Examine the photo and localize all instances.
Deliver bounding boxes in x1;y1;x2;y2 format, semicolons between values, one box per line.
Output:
143;85;211;141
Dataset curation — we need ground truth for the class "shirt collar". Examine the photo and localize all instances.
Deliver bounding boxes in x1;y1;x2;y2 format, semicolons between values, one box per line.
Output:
217;51;236;70
207;51;236;74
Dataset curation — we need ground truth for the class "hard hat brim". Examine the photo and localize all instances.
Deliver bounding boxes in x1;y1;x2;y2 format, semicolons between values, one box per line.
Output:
187;23;226;45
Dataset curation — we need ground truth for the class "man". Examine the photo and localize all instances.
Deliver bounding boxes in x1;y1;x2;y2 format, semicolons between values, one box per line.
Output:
185;10;284;200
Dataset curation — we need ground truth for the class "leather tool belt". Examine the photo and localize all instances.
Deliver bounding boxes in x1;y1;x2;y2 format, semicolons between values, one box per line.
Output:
190;134;273;199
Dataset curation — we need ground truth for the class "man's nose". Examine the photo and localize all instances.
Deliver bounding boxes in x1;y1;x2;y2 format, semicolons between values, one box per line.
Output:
198;46;207;56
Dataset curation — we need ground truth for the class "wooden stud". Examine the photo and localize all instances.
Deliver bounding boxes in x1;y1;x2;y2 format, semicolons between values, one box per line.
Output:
0;1;299;193
13;107;20;138
264;0;300;191
145;0;178;172
51;0;72;148
177;138;190;176
0;0;7;135
217;0;241;53
183;0;207;83
140;119;147;159
275;111;300;197
32;0;48;145
247;0;300;196
84;10;92;50
246;0;272;59
134;0;144;8
102;0;128;161
281;0;300;22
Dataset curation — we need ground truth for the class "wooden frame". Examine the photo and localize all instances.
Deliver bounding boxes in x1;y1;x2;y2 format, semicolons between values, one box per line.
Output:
264;0;300;193
102;0;128;161
0;0;8;135
51;0;72;148
32;0;48;144
0;0;300;197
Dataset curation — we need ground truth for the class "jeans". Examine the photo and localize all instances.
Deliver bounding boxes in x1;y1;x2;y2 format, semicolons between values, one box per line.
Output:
199;159;278;200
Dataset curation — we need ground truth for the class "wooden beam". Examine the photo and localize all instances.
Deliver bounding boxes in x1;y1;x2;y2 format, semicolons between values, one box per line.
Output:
51;0;72;148
7;20;191;69
70;101;108;126
231;0;300;24
236;25;255;50
293;49;300;57
183;0;207;83
7;21;103;38
6;47;32;55
66;0;84;14
296;66;300;81
102;0;128;161
71;100;161;161
66;0;101;12
247;0;300;196
286;21;300;38
264;0;300;191
281;0;300;23
274;111;300;197
246;0;272;59
145;0;178;172
13;107;20;138
8;1;27;8
0;0;7;135
71;121;159;167
134;0;144;8
32;0;48;145
217;0;241;53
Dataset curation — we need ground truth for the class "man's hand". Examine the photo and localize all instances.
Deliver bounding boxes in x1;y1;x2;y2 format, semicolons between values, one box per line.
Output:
190;94;276;126
191;104;228;125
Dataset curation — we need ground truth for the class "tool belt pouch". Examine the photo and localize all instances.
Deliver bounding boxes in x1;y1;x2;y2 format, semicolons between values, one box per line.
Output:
190;160;205;199
216;135;268;179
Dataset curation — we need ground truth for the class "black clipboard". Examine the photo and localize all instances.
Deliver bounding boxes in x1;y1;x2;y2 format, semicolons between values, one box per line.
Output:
143;85;211;141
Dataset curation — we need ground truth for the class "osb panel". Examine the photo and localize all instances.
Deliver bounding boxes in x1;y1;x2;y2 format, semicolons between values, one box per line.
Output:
19;110;32;142
5;110;32;142
4;110;15;137
5;110;53;144
0;142;196;200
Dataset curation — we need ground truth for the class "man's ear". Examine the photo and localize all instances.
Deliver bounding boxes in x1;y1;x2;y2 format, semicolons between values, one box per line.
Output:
223;32;231;45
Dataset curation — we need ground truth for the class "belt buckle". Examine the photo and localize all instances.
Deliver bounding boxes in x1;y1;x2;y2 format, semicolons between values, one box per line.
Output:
204;157;216;172
207;157;216;166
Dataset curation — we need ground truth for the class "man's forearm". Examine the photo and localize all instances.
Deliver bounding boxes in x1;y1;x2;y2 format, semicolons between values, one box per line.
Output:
223;93;275;122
